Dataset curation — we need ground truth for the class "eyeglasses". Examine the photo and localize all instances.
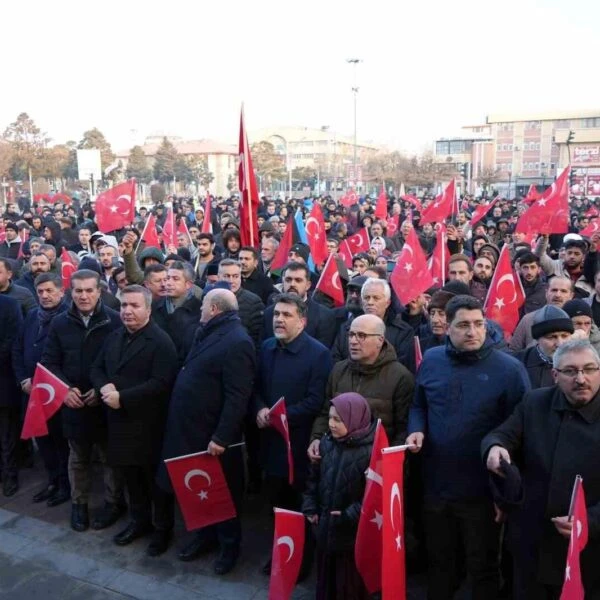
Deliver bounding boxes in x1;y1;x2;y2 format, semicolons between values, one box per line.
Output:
348;331;382;342
555;367;600;378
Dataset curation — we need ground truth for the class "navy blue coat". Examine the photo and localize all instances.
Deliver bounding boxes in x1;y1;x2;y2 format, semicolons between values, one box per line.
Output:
0;295;23;407
41;302;121;441
254;331;333;482
14;271;37;301
157;312;256;493
13;302;69;383
408;337;530;501
263;299;337;349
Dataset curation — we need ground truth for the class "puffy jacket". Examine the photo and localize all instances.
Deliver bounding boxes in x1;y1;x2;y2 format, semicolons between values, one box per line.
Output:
312;341;414;445
408;336;530;501
302;421;375;553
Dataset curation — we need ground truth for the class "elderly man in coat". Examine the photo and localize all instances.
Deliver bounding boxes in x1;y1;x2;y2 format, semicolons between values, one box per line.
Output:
483;339;600;599
157;288;256;576
90;285;179;556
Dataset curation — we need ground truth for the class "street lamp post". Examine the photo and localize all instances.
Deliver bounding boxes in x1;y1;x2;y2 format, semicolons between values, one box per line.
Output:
346;58;361;187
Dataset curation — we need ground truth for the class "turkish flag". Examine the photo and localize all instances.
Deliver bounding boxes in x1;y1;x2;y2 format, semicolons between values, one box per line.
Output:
52;192;72;205
585;206;599;218
140;214;161;249
560;476;588;600
386;214;399;237
401;194;423;212
269;398;294;485
177;217;193;245
470;198;498;226
375;184;387;219
60;247;77;290
355;420;389;594
21;363;69;439
202;194;213;234
516;168;570;235
338;228;370;268
382;446;407;600
579;219;600;237
268;508;305;600
414;336;423;370
428;224;450;287
238;105;260;247
162;207;176;248
165;450;236;531
390;227;434;305
95;180;135;232
419;180;456;224
340;188;358;207
305;203;328;266
483;245;525;338
271;216;295;272
524;184;542;204
315;254;344;307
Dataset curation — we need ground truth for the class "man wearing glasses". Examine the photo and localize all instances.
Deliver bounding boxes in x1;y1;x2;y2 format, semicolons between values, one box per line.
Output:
483;339;600;599
407;295;530;600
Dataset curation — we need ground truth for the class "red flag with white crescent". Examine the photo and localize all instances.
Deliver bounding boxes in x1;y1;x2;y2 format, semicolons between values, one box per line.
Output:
585;206;599;218
238;105;259;247
140;214;161;249
21;363;69;439
401;194;423;212
483;245;525;338
60;247;77;290
382;446;408;600
470;198;498;226
390;227;434;305
419;180;456;224
579;219;600;237
524;184;542;204
165;451;236;531
428;224;450;287
345;227;371;255
315;253;344;307
305;203;328;265
375;184;387;219
95;179;135;232
340;188;358;207
268;398;294;485
268;508;305;600
560;476;588;600
386;214;399;237
355;420;389;594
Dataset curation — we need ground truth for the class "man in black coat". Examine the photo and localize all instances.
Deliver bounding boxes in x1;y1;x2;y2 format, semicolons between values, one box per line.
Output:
157;289;256;575
0;295;23;497
151;260;202;364
263;262;337;348
483;340;600;599
14;252;52;301
42;269;124;533
239;246;277;304
90;285;179;557
0;258;36;315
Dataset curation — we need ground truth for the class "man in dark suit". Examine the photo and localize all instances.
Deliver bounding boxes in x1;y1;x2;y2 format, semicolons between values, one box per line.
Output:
263;262;337;348
91;285;179;557
157;288;256;575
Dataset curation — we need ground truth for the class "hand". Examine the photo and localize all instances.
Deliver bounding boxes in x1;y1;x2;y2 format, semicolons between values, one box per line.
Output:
64;387;84;409
100;383;116;395
21;379;32;395
167;244;177;254
256;408;270;429
486;445;511;476
83;388;100;406
306;514;319;525
494;503;506;524
307;439;321;463
446;225;457;240
571;329;588;341
590;233;600;252
102;390;120;409
551;516;573;539
121;231;137;255
406;432;424;453
207;441;225;456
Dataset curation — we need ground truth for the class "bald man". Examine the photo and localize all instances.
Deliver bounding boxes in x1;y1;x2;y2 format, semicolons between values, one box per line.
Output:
158;287;256;575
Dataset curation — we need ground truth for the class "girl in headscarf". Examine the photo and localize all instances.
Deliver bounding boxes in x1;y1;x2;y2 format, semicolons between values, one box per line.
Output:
303;392;376;599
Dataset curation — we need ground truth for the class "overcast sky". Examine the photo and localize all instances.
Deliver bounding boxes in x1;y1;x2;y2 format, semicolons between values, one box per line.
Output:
2;0;598;154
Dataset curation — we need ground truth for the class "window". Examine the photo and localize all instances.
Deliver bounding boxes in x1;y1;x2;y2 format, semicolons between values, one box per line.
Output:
508;144;513;151
535;143;541;151
555;119;570;128
526;121;541;129
436;141;450;155
582;118;600;128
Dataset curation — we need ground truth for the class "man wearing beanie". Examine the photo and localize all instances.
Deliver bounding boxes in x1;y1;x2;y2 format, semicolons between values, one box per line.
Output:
563;299;600;354
0;222;22;260
513;306;574;389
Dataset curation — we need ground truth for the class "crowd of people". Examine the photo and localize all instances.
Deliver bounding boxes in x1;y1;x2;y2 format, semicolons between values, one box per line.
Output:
1;189;600;599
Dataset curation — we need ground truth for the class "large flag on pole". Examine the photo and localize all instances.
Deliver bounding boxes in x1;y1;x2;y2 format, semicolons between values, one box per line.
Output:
382;445;409;600
238;105;259;247
162;207;176;248
355;420;389;594
305;203;328;266
375;184;387;219
201;193;213;234
95;179;135;232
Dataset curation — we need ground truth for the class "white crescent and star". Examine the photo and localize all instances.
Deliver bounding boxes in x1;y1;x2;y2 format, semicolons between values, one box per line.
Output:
33;383;55;406
277;535;295;563
332;272;341;290
184;469;212;499
390;481;402;551
305;217;321;239
496;273;518;304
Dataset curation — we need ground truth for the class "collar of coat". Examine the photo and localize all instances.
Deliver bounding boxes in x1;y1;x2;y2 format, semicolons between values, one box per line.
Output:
553;388;600;424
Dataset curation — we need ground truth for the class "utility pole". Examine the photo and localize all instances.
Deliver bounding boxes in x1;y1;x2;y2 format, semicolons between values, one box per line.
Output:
346;58;361;187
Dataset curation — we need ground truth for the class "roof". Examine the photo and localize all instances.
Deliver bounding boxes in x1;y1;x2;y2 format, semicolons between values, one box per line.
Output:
486;109;600;124
116;139;237;158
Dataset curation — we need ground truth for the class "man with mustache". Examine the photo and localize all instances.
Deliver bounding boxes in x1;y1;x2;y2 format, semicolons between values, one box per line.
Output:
483;340;600;598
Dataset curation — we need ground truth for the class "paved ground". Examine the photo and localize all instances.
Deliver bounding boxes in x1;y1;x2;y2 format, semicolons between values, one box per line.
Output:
0;459;431;599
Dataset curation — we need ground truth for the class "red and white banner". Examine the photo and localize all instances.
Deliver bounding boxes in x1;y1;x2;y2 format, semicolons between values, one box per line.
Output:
60;247;77;290
269;398;294;485
269;508;305;600
95;180;135;232
315;254;344;307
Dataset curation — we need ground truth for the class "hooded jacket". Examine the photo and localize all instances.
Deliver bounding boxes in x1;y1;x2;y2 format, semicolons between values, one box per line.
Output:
43;220;66;253
312;341;414;445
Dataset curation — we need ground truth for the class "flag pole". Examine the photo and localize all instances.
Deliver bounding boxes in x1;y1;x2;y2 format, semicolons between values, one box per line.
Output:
241;105;255;247
381;444;415;454
568;475;583;520
163;441;246;463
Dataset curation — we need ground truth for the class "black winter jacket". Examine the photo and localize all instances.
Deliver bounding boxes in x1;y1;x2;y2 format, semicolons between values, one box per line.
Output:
235;287;264;350
303;422;375;553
